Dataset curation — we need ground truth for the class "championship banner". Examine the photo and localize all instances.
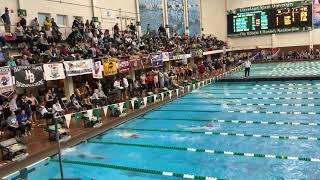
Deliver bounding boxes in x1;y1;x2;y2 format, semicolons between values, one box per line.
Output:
64;59;93;77
92;60;103;79
162;52;170;62
141;54;151;69
151;53;163;67
118;56;130;73
103;58;118;76
14;65;44;88
43;63;65;81
130;55;143;70
0;67;14;93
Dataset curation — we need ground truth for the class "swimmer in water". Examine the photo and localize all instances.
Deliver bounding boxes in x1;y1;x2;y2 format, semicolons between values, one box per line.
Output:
257;106;266;110
179;122;215;131
78;153;106;160
118;132;150;139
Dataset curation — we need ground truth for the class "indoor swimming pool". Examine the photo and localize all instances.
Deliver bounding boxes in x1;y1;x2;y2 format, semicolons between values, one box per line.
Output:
5;80;320;180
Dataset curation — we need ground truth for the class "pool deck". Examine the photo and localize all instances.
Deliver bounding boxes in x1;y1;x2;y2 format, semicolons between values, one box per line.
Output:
0;91;185;178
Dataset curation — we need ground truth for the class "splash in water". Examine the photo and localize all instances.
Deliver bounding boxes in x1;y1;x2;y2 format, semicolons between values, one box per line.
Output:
118;132;151;139
77;153;106;160
177;122;217;131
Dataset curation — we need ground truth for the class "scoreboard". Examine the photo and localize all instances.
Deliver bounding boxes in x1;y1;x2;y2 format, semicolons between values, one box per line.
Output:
227;1;312;37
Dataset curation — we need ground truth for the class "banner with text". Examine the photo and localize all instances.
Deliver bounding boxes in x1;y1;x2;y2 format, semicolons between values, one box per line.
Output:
43;63;65;81
14;65;44;87
0;67;14;93
151;53;163;67
118;56;130;73
64;59;93;77
92;60;103;79
130;55;143;70
140;54;151;69
103;58;118;76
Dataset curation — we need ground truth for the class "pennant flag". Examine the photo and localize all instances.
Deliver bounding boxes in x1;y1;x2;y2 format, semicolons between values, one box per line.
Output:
103;106;108;116
130;99;135;110
64;114;72;128
119;102;124;114
75;112;82;127
125;101;130;110
143;97;148;107
175;89;179;97
169;90;172;99
110;104;115;114
153;95;157;103
87;109;93;121
161;93;164;101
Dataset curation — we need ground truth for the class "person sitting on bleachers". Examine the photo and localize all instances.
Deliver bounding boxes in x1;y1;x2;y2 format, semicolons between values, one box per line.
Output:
52;100;64;118
70;94;82;111
17;110;32;136
60;44;73;61
6;111;20;137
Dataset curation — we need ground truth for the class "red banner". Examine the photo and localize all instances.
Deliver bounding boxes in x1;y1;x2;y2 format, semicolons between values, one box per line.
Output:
118;56;130;73
130;55;143;70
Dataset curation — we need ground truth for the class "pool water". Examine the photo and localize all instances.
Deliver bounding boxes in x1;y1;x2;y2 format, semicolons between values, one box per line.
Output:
6;80;320;180
231;61;320;77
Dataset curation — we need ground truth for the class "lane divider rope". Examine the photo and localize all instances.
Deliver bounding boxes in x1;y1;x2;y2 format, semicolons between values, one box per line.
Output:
193;91;320;95
88;141;320;163
137;117;320;127
154;109;320;115
182;97;320;100
117;128;320;141
170;102;318;107
50;159;225;180
205;87;320;90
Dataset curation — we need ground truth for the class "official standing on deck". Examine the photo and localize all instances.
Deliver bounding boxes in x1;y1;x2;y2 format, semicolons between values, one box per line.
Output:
244;59;251;77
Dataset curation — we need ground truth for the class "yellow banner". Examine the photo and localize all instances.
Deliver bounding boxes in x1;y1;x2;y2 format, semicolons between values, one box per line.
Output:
103;58;118;76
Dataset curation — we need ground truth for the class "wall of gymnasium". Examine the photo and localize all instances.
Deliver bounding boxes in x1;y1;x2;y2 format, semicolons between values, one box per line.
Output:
201;0;227;42
226;0;320;50
0;0;226;39
0;0;137;37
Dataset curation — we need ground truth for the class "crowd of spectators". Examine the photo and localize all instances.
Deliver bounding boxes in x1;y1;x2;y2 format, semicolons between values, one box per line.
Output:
0;7;225;67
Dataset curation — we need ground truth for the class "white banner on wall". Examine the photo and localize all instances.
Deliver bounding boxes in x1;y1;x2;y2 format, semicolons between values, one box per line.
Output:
63;59;93;77
43;63;66;81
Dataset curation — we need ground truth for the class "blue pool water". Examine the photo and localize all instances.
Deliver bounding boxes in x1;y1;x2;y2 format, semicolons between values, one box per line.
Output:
6;80;320;180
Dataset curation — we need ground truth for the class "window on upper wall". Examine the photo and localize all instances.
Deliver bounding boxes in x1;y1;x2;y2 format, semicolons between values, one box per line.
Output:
38;13;50;26
57;15;67;26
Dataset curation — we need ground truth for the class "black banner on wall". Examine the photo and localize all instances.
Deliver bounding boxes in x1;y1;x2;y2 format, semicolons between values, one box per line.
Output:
14;65;44;88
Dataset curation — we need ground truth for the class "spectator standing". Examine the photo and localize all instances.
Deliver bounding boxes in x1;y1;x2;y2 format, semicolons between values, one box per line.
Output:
19;16;27;30
113;77;123;102
15;22;24;44
1;7;11;33
113;23;119;35
30;17;40;31
43;17;52;31
122;76;129;101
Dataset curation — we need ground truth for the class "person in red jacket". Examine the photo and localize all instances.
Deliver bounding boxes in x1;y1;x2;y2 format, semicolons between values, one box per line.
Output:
198;62;206;79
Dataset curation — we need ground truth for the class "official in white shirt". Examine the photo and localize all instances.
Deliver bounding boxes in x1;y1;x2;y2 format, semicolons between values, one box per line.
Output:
244;59;252;77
